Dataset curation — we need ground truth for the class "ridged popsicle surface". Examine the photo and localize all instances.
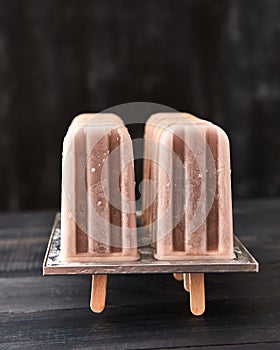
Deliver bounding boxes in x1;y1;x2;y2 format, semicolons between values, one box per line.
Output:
143;113;234;260
61;114;138;262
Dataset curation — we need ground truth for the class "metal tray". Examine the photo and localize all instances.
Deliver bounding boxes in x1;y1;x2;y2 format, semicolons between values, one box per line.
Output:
43;213;259;275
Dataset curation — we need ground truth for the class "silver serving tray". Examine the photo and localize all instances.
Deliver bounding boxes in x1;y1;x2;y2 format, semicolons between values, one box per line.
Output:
43;213;259;275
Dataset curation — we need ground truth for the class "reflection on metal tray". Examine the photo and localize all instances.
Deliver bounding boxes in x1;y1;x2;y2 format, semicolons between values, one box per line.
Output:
43;213;259;275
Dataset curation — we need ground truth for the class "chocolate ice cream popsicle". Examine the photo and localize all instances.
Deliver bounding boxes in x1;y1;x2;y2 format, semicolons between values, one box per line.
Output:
143;113;234;260
61;113;139;262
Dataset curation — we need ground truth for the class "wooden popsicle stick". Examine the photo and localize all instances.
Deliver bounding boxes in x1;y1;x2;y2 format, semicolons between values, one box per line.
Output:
189;273;205;316
173;273;183;281
183;273;190;292
90;274;107;313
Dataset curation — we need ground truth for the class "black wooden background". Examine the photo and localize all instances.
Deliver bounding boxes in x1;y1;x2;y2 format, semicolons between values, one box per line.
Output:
0;0;279;211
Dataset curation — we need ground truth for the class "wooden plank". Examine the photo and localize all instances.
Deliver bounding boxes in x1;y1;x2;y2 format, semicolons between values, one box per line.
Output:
0;295;280;349
0;211;55;277
160;344;280;350
0;276;89;313
0;200;279;348
0;210;56;230
1;265;280;313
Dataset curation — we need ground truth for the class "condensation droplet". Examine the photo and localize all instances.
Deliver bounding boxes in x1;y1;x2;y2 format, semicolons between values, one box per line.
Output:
166;182;171;188
102;158;105;162
91;167;96;173
198;173;202;179
79;203;86;216
97;200;102;207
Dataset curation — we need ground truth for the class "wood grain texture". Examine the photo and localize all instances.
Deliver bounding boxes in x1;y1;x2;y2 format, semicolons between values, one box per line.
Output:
90;274;107;313
158;344;280;350
0;199;280;349
189;273;205;316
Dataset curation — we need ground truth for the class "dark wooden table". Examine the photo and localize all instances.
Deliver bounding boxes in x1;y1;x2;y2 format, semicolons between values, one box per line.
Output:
0;199;279;350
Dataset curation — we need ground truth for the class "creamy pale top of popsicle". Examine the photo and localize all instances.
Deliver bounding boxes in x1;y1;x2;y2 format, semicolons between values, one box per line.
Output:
142;112;234;260
61;113;139;262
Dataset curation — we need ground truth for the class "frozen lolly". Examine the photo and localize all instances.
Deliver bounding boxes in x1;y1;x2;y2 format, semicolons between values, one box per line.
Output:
61;113;139;262
143;113;234;260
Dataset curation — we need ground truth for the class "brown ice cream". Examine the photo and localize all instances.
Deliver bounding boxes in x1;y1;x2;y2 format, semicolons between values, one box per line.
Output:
143;113;234;260
61;113;139;262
